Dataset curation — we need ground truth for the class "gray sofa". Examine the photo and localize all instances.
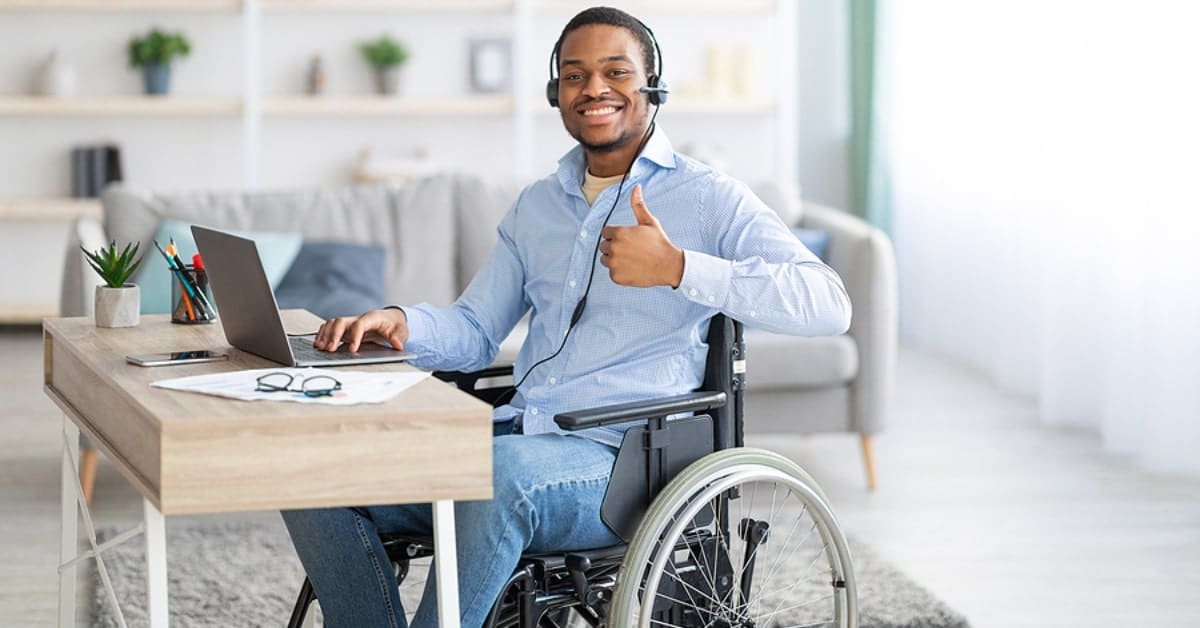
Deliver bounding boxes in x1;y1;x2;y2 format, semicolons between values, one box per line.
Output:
61;175;896;488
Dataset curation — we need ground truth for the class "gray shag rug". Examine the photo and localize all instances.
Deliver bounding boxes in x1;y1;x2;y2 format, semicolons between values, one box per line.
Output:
92;519;970;627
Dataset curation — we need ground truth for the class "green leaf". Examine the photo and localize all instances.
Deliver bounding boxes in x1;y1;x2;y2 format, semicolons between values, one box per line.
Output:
81;241;143;288
129;28;192;67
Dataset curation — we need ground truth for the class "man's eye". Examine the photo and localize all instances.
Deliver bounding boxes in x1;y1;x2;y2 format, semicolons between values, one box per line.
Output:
610;69;630;77
564;73;584;82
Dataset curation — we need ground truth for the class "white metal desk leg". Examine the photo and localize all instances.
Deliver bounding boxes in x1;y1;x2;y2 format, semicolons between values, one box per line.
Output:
432;499;461;628
59;416;79;628
144;500;169;627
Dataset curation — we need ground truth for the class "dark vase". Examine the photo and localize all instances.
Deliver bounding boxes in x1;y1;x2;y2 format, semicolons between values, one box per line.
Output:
142;63;172;95
374;65;402;95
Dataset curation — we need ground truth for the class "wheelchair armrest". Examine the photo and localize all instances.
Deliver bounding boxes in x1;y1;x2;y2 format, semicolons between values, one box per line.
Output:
433;365;515;406
433;365;515;381
554;391;727;431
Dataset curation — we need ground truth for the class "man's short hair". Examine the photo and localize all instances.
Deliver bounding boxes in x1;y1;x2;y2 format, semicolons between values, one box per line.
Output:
552;6;657;77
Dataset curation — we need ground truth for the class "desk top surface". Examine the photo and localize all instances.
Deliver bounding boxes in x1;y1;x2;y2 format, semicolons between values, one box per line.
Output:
43;310;494;514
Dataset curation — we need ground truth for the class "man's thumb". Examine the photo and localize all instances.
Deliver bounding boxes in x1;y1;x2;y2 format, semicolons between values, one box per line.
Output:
630;185;657;226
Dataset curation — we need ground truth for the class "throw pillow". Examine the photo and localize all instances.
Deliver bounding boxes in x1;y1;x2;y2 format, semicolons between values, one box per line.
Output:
133;218;303;314
791;227;832;262
274;241;387;320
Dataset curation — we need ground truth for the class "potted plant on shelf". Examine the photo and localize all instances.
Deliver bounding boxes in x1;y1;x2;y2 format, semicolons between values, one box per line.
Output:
360;35;409;96
128;28;191;96
82;241;143;328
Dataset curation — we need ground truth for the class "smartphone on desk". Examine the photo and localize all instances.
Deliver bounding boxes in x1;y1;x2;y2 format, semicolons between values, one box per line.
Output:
126;350;228;367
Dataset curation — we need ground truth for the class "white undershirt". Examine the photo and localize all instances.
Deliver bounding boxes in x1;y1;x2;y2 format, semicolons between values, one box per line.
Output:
581;170;626;206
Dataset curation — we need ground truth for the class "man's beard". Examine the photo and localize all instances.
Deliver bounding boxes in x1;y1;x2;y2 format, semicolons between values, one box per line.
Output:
568;125;637;154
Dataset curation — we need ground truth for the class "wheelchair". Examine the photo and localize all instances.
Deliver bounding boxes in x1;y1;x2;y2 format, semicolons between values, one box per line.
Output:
288;314;858;628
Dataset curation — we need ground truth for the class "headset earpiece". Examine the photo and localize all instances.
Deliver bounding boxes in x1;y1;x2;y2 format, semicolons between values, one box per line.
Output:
642;74;670;106
547;15;666;109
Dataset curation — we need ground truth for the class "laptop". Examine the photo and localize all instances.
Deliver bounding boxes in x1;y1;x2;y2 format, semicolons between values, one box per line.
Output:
192;225;417;367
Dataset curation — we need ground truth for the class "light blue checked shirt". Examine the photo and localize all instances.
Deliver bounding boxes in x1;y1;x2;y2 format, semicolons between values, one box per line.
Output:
402;129;851;447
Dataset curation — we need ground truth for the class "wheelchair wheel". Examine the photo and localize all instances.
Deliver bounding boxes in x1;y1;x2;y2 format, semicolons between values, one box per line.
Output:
608;447;857;628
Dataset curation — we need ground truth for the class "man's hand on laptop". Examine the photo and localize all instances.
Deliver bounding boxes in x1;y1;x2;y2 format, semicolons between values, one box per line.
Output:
313;308;409;353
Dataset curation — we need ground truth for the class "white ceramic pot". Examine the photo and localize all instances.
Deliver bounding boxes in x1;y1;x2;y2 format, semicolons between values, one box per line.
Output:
95;284;140;328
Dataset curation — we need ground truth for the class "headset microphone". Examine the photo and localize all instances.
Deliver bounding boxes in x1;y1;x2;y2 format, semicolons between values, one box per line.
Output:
501;15;668;407
638;82;671;105
547;17;668;108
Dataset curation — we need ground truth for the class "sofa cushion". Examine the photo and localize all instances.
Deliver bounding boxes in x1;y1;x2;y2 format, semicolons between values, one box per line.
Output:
496;324;856;390
132;218;303;314
750;180;804;226
101;178;459;307
741;330;858;389
275;241;387;320
791;227;831;262
454;176;522;293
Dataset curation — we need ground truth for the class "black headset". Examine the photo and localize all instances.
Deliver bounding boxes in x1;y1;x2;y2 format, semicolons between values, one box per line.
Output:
497;18;670;408
546;18;670;108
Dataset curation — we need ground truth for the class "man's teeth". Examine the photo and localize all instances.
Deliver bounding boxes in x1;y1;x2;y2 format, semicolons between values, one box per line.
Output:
583;106;617;116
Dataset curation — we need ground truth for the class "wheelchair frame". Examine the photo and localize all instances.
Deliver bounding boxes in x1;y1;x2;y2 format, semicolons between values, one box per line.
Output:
288;315;856;628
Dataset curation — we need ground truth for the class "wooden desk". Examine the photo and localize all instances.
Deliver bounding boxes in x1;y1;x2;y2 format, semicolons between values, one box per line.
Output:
43;311;493;628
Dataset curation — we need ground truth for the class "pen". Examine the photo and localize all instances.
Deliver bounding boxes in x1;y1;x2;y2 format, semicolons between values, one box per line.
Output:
154;240;209;319
168;241;217;316
165;240;217;317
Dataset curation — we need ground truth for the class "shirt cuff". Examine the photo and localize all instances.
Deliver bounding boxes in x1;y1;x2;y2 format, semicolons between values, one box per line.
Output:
386;304;430;350
677;249;731;308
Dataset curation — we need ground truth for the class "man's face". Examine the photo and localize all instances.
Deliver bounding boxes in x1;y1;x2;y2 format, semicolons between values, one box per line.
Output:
557;24;652;154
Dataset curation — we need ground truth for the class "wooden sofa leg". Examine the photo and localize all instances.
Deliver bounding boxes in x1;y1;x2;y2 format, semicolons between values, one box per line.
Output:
79;447;98;504
859;434;877;491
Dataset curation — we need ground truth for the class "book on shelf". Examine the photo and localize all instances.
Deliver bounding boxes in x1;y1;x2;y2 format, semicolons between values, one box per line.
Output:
71;144;123;198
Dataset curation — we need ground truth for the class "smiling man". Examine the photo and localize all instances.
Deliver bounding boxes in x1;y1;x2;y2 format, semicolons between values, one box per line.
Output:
282;7;851;627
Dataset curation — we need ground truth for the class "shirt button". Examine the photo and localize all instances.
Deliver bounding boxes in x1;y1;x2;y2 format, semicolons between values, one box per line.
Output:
530;407;539;416
688;288;698;297
707;295;715;303
750;310;758;318
548;377;557;385
579;229;588;239
568;279;577;288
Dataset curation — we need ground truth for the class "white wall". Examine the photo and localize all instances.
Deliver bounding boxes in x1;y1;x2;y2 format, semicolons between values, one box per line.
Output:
0;2;848;203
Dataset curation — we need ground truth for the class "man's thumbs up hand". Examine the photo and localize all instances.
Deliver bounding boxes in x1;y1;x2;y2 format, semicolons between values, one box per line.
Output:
599;184;685;288
630;184;658;226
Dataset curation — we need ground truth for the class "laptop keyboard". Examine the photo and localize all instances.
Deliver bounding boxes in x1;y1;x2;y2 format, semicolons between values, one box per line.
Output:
289;336;365;362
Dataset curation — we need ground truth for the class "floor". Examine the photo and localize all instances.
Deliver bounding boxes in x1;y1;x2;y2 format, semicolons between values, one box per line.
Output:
2;325;1199;627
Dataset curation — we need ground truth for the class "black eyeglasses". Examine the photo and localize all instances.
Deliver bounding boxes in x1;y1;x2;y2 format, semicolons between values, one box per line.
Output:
255;372;342;398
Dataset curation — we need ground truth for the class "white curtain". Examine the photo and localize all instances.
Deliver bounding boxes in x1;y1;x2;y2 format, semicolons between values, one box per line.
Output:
882;0;1200;476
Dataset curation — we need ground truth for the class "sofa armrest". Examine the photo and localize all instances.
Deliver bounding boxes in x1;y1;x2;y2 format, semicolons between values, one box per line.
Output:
59;214;108;317
801;203;897;434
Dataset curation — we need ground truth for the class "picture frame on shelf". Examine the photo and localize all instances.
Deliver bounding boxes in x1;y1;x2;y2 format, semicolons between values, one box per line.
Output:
468;38;511;94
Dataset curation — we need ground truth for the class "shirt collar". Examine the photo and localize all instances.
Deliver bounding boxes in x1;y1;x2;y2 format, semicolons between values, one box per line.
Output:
556;125;678;198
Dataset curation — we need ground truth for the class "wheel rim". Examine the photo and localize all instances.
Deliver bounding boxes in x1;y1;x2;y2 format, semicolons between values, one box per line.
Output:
612;451;855;628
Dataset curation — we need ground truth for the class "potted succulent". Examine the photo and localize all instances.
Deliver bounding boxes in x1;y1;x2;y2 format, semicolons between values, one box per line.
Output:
128;28;191;95
82;241;143;328
359;35;409;95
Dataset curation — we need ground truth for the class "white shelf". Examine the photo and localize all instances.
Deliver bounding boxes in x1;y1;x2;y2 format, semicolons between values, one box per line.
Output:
535;97;776;116
0;96;242;117
261;95;513;116
262;0;511;11
0;303;57;325
657;97;777;115
0;0;240;10
0;198;101;222
534;0;776;13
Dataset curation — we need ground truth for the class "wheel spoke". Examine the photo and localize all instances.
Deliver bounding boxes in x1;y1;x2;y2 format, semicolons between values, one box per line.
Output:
615;453;853;628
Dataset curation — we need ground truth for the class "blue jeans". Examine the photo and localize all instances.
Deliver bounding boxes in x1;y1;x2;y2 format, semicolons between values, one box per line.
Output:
281;426;622;628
